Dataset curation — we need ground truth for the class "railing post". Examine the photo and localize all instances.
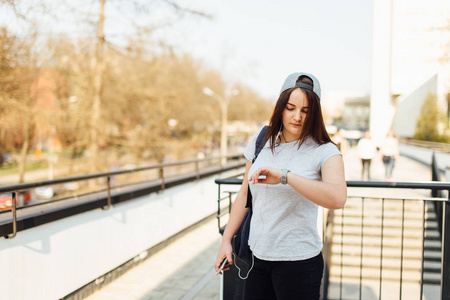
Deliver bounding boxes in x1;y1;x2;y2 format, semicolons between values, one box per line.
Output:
195;161;200;181
441;194;450;300
444;171;450;300
321;209;334;300
159;167;165;191
217;183;221;232
431;152;441;197
4;192;17;239
228;191;233;214
102;176;112;210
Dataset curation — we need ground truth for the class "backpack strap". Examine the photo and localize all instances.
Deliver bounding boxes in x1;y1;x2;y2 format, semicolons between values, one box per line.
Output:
252;125;268;164
246;126;268;208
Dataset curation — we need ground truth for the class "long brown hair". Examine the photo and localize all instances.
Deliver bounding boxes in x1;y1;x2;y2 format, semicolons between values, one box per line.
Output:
264;76;333;153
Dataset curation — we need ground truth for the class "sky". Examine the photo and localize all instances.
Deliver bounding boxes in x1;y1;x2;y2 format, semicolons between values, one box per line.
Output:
167;0;374;100
0;0;374;101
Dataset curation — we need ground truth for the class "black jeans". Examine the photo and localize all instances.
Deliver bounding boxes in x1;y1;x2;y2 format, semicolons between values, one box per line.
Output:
244;253;324;300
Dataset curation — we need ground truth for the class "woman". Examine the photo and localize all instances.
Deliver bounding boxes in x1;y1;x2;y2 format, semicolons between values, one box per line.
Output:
215;72;347;300
357;131;377;180
332;128;347;155
381;129;399;181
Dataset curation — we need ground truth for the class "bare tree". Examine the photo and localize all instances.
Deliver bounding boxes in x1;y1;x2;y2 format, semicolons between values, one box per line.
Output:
89;0;106;173
1;1;275;181
0;27;38;181
86;0;210;171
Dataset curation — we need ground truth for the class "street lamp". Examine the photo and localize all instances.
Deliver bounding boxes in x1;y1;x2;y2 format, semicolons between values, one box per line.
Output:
203;87;238;166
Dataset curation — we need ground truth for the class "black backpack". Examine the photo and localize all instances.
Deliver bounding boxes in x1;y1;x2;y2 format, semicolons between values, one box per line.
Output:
233;125;268;279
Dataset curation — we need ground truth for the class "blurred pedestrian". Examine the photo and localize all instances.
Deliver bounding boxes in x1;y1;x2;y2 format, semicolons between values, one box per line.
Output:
381;129;399;181
215;72;347;300
35;148;42;160
332;128;347;156
331;128;349;156
357;131;377;180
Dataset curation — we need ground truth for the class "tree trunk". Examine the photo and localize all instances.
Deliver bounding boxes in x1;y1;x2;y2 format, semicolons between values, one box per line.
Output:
0;128;5;167
18;121;30;183
89;0;106;174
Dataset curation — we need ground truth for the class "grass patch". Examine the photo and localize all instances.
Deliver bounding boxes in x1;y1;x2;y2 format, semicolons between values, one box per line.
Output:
0;160;49;177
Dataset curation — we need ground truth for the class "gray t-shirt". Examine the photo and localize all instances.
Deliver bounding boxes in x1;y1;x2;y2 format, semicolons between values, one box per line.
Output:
244;127;341;261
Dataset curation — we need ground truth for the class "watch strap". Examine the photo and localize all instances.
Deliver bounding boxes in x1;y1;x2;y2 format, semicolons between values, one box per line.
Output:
281;169;290;185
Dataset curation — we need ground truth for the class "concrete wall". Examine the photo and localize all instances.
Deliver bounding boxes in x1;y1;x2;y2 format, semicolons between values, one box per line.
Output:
0;169;242;300
393;74;438;138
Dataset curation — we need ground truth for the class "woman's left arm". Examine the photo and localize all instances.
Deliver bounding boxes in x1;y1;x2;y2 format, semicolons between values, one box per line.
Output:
249;154;347;209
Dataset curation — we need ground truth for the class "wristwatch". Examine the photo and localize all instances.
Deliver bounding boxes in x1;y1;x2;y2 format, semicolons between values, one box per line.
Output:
281;169;291;185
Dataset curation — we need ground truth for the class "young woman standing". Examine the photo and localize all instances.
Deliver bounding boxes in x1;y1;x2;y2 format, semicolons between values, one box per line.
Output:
215;72;347;300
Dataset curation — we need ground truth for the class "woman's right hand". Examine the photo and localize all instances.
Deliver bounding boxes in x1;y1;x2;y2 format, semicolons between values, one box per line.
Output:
215;240;233;274
214;160;252;274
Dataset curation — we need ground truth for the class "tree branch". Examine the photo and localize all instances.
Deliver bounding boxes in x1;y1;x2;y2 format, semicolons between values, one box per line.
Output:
0;0;25;18
160;0;212;19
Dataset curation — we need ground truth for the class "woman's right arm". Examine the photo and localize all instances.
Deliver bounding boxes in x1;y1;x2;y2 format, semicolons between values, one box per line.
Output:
215;160;252;273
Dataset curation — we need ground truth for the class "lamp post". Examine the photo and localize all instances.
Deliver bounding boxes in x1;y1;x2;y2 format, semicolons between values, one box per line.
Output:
203;87;238;166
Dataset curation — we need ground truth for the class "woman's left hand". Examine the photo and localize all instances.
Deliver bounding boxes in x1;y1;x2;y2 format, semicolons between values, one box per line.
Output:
249;167;282;185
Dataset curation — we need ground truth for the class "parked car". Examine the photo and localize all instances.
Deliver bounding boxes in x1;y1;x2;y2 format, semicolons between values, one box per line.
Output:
35;187;55;200
0;191;31;210
2;153;16;165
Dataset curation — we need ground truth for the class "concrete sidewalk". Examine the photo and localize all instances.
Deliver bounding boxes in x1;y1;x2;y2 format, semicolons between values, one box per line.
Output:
343;146;432;182
85;217;222;300
85;148;436;300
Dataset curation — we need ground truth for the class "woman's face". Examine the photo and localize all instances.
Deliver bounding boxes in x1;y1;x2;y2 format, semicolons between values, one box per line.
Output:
281;88;309;142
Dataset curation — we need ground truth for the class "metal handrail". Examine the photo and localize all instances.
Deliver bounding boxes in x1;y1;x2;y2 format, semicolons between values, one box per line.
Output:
4;192;17;239
1;153;245;239
0;153;245;194
215;177;450;190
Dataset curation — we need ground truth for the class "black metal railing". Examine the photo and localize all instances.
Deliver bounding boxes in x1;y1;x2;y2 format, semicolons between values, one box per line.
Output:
214;178;450;300
432;151;444;236
0;153;245;239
